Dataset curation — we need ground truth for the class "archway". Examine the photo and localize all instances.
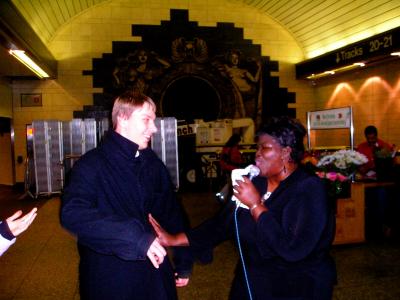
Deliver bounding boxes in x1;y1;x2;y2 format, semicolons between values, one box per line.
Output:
160;76;220;122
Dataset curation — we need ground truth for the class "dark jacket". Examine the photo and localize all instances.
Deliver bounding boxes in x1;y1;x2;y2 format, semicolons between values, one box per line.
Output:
61;130;191;300
187;168;337;300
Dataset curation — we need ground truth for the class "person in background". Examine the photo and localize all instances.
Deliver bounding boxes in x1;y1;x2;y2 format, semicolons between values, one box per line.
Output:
150;116;337;300
61;90;191;300
220;133;245;175
217;133;245;202
357;125;394;178
0;208;37;256
357;125;396;239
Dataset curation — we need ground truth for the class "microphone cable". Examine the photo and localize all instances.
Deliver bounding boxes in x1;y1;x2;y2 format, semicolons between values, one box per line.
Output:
234;205;254;300
231;165;259;300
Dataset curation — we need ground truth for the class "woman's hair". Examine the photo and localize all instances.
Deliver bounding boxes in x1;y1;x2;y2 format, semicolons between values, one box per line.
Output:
225;133;241;147
111;89;156;129
256;116;306;163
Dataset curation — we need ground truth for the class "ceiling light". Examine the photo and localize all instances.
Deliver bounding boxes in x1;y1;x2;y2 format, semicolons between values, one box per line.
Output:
391;52;400;57
307;71;335;79
306;62;365;80
9;49;50;78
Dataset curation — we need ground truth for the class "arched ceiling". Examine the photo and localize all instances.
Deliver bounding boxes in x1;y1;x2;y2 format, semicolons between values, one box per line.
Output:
10;0;400;59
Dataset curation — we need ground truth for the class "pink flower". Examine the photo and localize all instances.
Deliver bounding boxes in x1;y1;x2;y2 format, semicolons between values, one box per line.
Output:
326;172;338;181
315;171;349;182
336;173;348;182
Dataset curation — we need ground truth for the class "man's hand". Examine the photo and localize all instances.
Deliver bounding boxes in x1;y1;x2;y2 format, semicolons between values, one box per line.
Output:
146;238;167;269
6;207;37;237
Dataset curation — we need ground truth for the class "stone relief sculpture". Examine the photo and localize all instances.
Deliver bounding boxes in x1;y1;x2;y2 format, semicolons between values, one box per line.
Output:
171;37;208;63
110;42;263;121
88;10;295;125
112;48;170;94
220;49;262;119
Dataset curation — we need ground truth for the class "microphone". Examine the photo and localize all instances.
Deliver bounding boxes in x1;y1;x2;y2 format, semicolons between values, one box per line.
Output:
248;165;260;180
231;164;260;183
231;165;260;208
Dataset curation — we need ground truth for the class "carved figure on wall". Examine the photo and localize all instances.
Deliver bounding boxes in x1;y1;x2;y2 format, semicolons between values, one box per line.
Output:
172;37;208;63
112;48;171;94
112;58;130;90
220;49;262;119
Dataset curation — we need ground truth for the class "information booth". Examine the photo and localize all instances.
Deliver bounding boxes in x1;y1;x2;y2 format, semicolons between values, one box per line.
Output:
307;107;366;245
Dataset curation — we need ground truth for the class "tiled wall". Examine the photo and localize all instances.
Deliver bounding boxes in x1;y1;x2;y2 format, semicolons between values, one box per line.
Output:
0;133;13;185
310;60;400;149
0;82;12;117
10;0;307;182
0;82;13;185
9;0;399;183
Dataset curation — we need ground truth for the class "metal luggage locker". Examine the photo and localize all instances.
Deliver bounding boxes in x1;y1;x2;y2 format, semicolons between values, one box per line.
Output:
152;117;179;190
84;119;97;152
32;120;63;197
97;117;110;143
62;119;98;184
68;118;97;156
62;120;72;176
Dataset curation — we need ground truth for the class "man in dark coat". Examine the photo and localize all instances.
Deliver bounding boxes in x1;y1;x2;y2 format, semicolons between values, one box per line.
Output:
61;90;191;300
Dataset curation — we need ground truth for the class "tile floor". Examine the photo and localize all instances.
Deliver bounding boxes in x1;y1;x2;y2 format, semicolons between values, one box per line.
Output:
0;186;399;300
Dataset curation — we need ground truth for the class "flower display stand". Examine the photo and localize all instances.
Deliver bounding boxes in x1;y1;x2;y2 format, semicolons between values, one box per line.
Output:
333;181;397;245
333;182;365;245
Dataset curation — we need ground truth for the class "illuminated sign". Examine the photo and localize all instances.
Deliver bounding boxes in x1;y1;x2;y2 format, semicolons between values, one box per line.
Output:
296;27;400;79
308;107;352;129
335;32;394;64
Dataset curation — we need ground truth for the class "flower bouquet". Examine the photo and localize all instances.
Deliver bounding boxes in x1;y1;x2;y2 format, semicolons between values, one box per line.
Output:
315;149;368;198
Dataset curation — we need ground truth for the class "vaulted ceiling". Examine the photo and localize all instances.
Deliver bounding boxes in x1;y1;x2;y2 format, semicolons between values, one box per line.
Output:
10;0;400;59
1;0;399;79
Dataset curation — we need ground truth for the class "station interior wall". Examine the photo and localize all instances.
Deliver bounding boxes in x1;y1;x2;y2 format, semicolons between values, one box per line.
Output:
0;0;399;184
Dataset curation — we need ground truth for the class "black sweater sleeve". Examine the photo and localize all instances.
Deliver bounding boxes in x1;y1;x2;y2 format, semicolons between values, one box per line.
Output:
0;221;15;240
186;200;236;264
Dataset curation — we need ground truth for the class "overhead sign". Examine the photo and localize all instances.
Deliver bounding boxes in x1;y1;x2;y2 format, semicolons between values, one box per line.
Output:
334;30;395;64
296;26;400;79
308;107;352;129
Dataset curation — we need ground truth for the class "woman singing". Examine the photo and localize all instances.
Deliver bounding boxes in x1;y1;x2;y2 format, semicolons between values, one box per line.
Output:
150;116;337;300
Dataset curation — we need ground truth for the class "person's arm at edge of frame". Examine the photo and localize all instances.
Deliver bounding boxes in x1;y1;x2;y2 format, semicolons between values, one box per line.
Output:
0;220;15;256
0;208;37;256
